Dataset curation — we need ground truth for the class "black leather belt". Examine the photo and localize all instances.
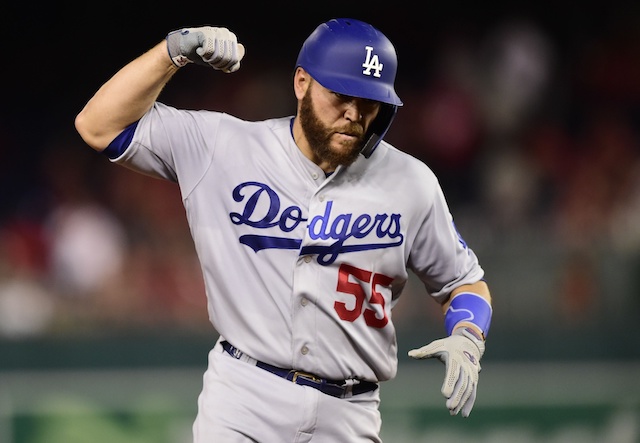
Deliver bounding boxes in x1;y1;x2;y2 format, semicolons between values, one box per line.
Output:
221;341;378;398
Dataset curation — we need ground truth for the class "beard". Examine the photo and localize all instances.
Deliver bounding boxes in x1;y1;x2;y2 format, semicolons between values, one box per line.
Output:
299;89;366;170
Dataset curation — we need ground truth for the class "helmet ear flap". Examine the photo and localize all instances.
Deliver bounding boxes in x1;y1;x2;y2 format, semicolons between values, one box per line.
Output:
361;104;398;158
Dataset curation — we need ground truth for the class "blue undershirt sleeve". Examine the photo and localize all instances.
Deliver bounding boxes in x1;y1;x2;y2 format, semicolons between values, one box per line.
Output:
101;121;139;159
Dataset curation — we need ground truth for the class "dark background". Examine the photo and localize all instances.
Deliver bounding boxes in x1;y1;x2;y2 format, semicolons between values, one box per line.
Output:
3;1;640;217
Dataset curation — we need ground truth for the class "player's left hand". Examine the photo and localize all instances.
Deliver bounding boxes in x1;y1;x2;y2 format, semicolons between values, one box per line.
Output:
408;327;485;417
166;26;245;73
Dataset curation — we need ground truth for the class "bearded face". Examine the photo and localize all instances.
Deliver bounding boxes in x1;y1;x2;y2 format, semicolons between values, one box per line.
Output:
298;84;366;170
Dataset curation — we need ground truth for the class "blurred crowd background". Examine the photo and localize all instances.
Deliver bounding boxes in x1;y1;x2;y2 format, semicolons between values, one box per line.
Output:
1;2;639;361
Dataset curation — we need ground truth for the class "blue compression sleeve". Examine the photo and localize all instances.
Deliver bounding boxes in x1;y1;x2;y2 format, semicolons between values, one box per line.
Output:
102;121;139;159
444;292;492;337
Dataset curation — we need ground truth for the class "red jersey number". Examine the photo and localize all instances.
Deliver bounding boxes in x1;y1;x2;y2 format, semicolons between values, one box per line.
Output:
334;263;392;328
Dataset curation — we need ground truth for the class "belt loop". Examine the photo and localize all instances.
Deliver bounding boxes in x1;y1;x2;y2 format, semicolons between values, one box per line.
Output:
341;379;357;399
221;340;259;366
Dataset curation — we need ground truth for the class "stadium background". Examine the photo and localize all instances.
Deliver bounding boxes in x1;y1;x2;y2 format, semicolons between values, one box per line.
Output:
1;1;639;441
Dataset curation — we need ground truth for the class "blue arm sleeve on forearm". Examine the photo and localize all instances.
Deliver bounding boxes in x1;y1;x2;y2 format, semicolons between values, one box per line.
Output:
444;292;492;337
102;121;139;159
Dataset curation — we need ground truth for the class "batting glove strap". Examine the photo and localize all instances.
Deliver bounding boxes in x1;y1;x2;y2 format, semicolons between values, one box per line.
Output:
408;327;485;417
166;29;194;67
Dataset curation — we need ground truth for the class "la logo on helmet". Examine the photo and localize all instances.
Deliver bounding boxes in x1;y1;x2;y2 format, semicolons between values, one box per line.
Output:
362;46;383;78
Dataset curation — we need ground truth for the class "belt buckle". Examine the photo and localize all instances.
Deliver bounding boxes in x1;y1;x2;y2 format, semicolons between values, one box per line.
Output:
290;370;322;384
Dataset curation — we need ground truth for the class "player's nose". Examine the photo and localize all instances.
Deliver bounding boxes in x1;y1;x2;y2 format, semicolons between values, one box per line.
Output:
343;100;364;122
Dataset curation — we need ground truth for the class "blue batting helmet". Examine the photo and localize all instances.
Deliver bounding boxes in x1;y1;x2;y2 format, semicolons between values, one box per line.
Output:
295;18;403;157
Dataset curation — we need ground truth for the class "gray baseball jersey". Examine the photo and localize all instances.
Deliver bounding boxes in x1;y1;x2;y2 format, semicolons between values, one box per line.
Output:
113;102;484;382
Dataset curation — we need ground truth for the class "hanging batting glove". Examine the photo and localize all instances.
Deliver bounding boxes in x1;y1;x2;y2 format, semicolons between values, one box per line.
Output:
408;327;485;417
166;26;245;73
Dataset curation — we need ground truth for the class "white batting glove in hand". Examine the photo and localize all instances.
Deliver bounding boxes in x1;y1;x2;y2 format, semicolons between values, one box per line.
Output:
408;327;485;417
166;26;245;73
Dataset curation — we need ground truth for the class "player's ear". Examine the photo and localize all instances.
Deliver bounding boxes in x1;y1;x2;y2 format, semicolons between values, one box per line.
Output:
293;67;311;100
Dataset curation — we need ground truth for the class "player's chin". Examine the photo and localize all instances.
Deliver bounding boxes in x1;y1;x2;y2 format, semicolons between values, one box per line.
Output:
328;144;358;162
328;143;362;167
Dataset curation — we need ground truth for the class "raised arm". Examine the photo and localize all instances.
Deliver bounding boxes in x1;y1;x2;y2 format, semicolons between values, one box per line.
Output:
74;41;176;151
74;27;246;151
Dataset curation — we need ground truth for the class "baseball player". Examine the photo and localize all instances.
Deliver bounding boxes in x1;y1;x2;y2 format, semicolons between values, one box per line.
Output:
75;18;492;442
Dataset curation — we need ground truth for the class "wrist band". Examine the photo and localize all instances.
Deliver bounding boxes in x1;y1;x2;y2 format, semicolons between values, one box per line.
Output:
444;292;492;337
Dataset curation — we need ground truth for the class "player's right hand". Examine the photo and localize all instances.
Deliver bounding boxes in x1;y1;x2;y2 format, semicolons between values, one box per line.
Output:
166;26;245;73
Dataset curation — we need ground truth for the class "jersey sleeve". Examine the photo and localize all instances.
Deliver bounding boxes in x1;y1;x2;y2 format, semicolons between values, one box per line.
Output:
111;102;223;194
407;180;485;303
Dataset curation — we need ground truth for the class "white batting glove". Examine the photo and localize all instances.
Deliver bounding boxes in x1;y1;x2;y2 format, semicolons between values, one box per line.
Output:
408;327;485;417
166;26;245;73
